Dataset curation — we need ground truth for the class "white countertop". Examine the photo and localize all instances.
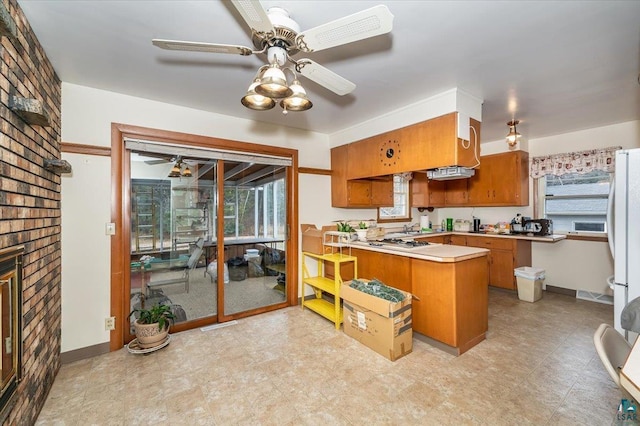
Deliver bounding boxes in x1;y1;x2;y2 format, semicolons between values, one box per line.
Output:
348;240;489;263
413;231;567;243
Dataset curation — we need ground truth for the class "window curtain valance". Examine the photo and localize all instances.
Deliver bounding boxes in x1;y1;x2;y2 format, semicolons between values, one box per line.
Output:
530;146;621;179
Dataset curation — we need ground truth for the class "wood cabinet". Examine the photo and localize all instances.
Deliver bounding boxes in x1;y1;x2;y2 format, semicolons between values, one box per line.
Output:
463;235;532;290
411;255;488;354
415;234;450;245
350;244;489;354
443;179;469;206
345;112;481;180
331;145;394;208
448;235;467;246
411;172;470;208
301;252;358;329
350;248;412;293
411;172;445;207
412;150;529;208
468;151;529;206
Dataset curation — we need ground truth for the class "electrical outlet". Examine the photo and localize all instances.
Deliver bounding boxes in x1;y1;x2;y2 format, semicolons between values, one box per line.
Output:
105;317;115;331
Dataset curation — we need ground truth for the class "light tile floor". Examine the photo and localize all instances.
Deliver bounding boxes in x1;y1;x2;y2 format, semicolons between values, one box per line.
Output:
37;289;625;425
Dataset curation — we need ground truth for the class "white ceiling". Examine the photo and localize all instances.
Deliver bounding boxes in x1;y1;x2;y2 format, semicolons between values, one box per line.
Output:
17;0;640;144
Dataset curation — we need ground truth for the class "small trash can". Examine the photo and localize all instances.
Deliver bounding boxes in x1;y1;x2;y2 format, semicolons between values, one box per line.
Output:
514;267;545;302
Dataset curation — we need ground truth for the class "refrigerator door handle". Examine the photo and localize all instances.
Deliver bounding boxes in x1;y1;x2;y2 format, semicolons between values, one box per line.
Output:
607;180;615;258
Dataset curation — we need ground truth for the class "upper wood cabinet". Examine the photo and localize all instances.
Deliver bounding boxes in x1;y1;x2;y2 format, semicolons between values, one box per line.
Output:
444;179;469;206
346;112;481;180
411;172;445;207
467;151;529;206
410;171;467;207
331;144;394;208
411;150;530;208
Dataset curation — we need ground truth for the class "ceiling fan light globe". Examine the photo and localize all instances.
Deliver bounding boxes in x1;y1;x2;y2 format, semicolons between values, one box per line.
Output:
168;164;181;178
255;65;292;98
280;95;312;111
241;82;276;110
241;93;276;110
182;166;192;177
280;80;312;111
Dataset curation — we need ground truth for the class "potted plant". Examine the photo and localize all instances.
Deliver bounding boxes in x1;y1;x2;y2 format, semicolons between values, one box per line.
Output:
336;222;355;243
356;222;368;241
130;304;176;349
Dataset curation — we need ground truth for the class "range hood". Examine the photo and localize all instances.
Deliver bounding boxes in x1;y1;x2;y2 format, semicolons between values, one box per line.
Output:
426;166;476;181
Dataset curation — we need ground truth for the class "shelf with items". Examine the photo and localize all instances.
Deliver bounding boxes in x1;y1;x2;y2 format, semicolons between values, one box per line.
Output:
172;206;209;249
301;251;358;329
323;231;355;255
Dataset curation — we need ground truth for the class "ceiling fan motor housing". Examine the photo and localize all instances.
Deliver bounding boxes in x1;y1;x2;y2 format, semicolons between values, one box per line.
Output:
251;7;301;55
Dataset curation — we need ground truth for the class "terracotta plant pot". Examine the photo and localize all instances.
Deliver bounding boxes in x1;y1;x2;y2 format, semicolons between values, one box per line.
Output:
134;320;169;349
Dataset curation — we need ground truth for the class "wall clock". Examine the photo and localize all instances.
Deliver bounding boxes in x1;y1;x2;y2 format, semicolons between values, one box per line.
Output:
380;139;400;167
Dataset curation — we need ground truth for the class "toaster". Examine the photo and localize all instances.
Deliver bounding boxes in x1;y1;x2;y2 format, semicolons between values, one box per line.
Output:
453;219;472;232
523;219;553;236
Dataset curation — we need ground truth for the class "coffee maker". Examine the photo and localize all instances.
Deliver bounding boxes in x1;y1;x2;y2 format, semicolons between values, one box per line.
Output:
510;214;527;234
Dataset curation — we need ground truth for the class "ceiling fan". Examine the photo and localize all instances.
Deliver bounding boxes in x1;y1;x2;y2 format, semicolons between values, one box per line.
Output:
152;1;394;112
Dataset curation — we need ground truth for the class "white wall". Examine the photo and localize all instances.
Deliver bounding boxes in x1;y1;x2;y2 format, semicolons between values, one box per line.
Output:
60;153;112;350
60;83;338;352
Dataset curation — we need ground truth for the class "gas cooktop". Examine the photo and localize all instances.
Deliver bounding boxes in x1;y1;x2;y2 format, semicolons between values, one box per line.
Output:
369;238;437;251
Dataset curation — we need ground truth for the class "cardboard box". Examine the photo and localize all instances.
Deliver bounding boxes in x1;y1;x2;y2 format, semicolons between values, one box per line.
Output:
301;224;337;255
341;281;413;361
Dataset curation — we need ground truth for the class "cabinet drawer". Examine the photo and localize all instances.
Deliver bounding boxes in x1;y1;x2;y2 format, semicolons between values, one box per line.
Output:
415;235;449;244
465;236;514;250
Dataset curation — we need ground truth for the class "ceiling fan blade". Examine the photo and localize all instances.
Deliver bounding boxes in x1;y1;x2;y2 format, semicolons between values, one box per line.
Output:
152;39;254;56
296;59;356;96
230;0;275;37
295;5;394;53
144;159;170;165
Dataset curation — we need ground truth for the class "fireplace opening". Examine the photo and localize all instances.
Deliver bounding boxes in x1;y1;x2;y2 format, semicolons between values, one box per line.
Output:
0;247;23;420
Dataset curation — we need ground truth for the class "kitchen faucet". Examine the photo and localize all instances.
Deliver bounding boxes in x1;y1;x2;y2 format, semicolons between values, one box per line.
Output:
403;223;418;233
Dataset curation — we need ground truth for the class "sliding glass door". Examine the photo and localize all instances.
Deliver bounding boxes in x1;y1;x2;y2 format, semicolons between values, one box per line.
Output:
222;166;287;315
125;139;291;340
129;152;218;333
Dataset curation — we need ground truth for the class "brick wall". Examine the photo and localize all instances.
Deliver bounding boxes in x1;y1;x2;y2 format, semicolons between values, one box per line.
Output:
0;0;62;424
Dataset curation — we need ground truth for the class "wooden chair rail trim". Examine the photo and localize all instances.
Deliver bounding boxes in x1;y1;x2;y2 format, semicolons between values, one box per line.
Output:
298;167;331;175
61;142;111;157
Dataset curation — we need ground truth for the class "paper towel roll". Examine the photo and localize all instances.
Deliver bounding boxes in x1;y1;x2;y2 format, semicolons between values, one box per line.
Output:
420;215;430;229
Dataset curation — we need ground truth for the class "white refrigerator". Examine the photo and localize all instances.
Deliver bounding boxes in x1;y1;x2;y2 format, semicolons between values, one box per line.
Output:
609;148;640;337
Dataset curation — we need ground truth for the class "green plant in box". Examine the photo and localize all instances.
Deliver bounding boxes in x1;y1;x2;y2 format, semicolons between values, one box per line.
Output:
358;221;368;229
337;222;354;233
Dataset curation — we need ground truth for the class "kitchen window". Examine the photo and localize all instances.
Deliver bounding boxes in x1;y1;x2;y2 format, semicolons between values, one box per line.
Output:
378;174;410;221
542;170;612;233
532;146;619;235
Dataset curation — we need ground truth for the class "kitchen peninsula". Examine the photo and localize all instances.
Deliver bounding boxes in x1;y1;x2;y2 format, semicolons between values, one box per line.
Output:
346;240;489;355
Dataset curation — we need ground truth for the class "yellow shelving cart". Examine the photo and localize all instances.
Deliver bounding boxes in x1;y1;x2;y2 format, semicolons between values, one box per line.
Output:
301;251;357;329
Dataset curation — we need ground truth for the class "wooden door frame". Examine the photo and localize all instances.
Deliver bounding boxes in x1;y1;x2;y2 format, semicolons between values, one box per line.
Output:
109;123;299;351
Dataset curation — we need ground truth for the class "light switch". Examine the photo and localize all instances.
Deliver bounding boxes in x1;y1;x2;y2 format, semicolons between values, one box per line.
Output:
105;223;116;235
